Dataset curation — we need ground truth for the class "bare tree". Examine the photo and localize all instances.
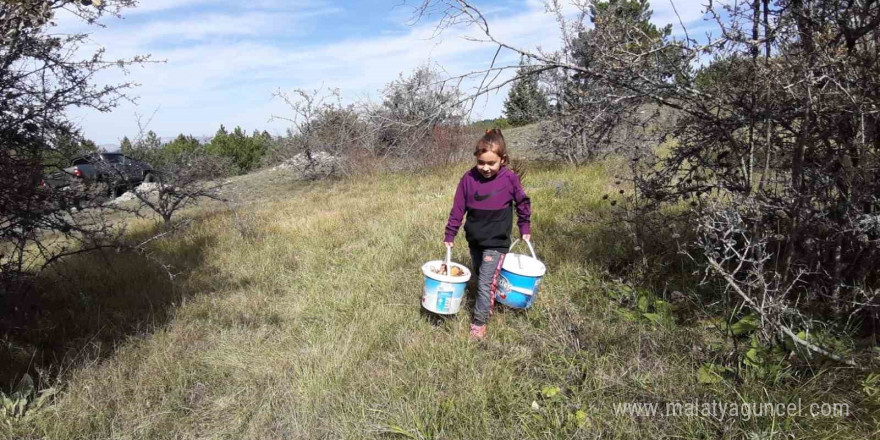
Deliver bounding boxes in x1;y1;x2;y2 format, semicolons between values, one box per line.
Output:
1;0;148;296
270;87;367;176
365;63;467;161
115;116;228;227
271;68;470;175
126;153;227;227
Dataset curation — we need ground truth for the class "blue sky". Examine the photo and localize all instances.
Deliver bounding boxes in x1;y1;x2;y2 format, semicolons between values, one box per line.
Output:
59;0;711;146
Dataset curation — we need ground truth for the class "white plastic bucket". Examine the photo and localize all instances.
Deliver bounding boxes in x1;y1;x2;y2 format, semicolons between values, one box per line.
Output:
421;247;471;315
495;239;546;309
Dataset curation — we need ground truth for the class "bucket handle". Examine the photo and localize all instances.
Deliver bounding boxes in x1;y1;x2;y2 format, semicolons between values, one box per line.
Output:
445;245;452;276
509;238;537;260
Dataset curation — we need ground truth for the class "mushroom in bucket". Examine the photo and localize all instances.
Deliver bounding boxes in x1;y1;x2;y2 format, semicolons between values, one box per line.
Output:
421;246;471;314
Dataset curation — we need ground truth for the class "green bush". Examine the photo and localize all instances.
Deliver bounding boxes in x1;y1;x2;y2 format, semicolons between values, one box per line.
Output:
204;126;270;174
468;118;510;132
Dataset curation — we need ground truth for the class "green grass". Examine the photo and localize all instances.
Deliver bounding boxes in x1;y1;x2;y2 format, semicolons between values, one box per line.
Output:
2;159;876;439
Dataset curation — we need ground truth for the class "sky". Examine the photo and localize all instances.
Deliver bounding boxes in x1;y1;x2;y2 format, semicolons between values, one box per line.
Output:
57;0;713;146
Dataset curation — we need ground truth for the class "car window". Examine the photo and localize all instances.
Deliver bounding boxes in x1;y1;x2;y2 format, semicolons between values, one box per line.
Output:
72;157;91;165
103;154;123;164
123;156;136;165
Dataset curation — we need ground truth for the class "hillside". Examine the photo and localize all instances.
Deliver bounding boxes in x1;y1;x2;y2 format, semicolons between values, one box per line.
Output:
4;157;873;439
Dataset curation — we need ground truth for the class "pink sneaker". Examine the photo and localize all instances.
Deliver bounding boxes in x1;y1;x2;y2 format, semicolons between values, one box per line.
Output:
469;324;487;341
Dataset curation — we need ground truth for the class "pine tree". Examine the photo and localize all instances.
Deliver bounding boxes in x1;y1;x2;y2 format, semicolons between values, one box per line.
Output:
163;134;201;163
120;136;133;155
205;125;230;162
205;125;267;174
44;130;98;167
142;130;162;150
117;130;166;166
503;61;550;127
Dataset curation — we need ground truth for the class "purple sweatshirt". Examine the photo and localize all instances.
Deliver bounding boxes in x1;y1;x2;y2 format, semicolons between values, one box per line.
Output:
444;166;531;251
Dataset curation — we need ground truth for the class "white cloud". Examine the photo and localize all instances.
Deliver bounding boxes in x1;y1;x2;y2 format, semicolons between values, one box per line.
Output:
64;0;720;144
128;12;273;41
124;0;324;15
124;0;214;14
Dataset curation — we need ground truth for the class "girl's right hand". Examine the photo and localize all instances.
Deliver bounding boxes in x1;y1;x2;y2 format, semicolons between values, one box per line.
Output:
444;241;453;248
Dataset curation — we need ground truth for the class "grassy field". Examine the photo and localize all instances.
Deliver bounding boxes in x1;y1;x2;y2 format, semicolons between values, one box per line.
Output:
2;151;876;439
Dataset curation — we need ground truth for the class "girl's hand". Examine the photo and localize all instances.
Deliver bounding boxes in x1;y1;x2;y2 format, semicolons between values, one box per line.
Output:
444;241;453;248
523;234;531;242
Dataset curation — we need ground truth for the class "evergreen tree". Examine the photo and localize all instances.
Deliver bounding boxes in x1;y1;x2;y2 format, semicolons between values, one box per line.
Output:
163;134;201;163
205;125;231;163
503;60;549;127
120;136;133;155
142;130;162;150
539;0;673;162
119;130;167;166
42;129;98;168
205;125;267;174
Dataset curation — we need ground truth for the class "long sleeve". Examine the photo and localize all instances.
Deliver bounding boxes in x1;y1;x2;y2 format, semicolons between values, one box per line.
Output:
511;172;531;235
444;177;467;242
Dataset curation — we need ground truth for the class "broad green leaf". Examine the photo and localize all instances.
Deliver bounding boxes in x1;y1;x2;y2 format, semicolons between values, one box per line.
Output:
746;348;761;363
697;364;722;384
541;386;560;398
653;300;671;315
618;309;639;322
643;313;662;324
744;348;762;369
730;314;760;335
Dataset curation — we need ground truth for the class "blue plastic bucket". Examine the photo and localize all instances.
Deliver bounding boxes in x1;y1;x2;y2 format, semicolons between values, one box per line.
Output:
495;239;546;309
421;247;471;315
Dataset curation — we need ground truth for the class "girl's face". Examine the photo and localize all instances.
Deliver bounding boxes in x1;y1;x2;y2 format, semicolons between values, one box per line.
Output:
476;150;503;179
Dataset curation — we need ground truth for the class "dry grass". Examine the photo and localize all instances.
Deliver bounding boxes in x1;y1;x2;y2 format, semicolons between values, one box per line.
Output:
2;158;874;439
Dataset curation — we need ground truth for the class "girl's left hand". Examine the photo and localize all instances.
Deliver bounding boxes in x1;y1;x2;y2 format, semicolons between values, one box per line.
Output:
523;234;531;242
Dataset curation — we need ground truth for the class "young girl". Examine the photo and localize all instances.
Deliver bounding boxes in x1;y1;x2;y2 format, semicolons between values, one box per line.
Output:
443;128;531;340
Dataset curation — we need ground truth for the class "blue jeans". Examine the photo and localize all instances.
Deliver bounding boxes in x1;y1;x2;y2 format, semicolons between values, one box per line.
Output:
469;247;506;326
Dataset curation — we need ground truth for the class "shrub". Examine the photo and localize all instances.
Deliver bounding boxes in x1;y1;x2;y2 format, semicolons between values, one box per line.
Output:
368;64;466;160
205;126;269;174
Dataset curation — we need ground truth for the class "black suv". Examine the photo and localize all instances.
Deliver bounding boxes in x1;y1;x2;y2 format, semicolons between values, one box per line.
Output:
43;153;155;196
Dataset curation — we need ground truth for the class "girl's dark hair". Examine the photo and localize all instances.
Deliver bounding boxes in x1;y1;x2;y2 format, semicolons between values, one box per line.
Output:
474;128;508;165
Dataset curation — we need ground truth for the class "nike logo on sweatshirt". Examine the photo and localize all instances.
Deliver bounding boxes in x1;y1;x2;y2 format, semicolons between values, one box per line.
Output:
474;189;502;201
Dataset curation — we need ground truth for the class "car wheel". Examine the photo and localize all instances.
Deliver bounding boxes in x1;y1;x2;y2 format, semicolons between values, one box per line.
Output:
143;172;155;183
